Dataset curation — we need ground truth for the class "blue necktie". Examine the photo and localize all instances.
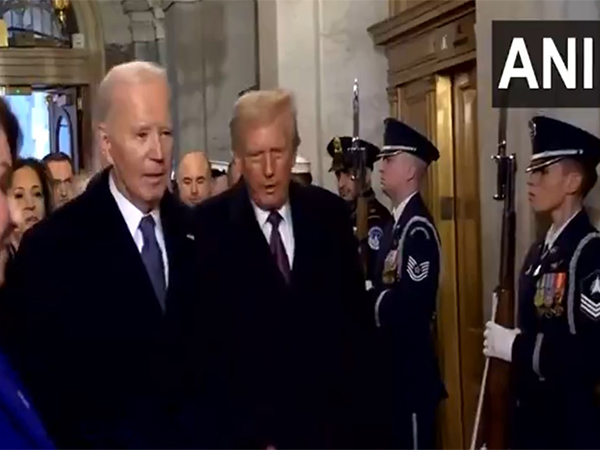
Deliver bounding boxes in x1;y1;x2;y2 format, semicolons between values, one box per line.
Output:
139;215;166;310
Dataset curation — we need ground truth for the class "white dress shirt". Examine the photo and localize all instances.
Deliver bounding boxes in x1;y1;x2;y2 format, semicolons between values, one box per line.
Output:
109;174;169;285
392;191;418;224
252;201;295;268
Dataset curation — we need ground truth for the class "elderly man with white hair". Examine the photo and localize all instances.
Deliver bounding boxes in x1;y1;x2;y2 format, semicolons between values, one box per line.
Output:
2;61;200;448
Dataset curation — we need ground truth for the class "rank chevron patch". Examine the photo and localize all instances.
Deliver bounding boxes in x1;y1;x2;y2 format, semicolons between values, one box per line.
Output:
407;256;429;282
581;293;600;319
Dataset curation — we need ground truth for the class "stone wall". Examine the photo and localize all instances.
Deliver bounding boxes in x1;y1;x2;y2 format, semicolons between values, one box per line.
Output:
97;0;166;70
258;0;389;199
95;0;258;164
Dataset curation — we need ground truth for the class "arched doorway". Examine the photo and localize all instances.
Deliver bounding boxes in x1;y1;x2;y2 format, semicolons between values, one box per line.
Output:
0;0;104;171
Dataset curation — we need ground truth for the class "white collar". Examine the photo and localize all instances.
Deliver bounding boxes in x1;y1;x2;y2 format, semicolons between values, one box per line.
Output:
545;208;581;249
109;172;162;237
392;191;418;224
252;200;293;228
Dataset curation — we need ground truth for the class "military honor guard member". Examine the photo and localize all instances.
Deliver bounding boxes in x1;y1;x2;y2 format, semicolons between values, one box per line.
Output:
483;116;600;449
326;136;391;285
372;118;446;449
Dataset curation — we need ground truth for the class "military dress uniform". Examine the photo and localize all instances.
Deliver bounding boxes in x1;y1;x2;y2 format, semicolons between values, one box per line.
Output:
508;116;600;449
372;118;446;449
326;136;392;285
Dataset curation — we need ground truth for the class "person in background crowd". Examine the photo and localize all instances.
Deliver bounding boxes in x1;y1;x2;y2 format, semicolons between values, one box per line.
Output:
0;97;54;449
227;156;241;187
185;88;372;449
2;61;200;448
291;154;312;186
42;152;74;209
175;151;212;207
8;158;51;251
210;163;229;196
483;116;600;449
326;136;391;288
372;118;445;449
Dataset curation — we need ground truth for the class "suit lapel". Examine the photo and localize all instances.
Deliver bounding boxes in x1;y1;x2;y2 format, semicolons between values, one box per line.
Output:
230;183;294;289
288;182;314;285
87;169;163;316
159;192;192;305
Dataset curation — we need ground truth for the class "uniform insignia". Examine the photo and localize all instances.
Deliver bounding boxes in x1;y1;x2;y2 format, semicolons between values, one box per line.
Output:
382;249;398;285
535;272;566;317
410;226;431;239
186;234;195;241
368;226;383;251
407;256;429;282
581;270;600;320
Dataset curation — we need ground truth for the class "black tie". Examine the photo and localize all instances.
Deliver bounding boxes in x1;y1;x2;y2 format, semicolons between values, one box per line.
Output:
267;211;291;284
139;215;166;310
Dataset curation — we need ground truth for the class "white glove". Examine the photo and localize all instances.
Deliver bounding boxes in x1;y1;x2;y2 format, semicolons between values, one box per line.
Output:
483;321;520;362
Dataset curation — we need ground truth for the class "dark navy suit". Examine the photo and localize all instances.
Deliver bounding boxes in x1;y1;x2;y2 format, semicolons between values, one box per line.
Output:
512;209;600;449
1;168;200;448
372;192;446;449
0;349;53;449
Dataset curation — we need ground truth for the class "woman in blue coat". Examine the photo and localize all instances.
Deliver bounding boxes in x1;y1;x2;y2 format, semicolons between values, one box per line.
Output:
0;97;53;449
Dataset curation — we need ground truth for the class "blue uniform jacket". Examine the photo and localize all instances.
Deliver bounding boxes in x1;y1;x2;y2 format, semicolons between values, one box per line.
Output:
0;349;53;449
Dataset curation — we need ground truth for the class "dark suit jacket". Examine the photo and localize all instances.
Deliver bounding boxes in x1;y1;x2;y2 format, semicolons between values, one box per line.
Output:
0;349;53;449
184;180;372;449
1;168;199;448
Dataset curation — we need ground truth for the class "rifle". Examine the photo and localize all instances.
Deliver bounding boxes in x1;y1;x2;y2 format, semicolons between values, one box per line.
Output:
470;100;516;449
348;79;369;273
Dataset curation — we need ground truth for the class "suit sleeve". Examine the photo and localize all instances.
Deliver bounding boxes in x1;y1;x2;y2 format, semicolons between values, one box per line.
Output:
375;219;440;330
512;234;600;385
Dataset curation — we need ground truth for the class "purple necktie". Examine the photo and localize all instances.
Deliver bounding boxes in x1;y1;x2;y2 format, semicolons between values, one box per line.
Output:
267;211;291;284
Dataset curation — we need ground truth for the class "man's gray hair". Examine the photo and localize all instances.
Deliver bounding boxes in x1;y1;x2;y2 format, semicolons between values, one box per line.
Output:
94;61;167;124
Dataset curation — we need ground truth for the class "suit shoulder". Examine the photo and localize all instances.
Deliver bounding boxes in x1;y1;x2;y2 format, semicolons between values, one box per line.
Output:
402;215;440;253
574;231;600;272
369;198;391;219
21;193;90;249
193;187;234;225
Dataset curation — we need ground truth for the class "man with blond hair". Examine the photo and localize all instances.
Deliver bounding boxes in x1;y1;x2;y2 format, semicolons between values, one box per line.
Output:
183;89;372;448
3;61;200;447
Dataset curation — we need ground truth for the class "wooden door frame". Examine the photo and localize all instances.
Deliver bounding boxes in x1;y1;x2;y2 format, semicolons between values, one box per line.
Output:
0;0;104;170
370;1;479;448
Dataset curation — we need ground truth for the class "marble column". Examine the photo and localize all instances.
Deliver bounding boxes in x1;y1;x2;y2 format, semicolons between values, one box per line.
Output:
164;0;258;163
476;0;600;317
164;0;205;157
258;0;389;200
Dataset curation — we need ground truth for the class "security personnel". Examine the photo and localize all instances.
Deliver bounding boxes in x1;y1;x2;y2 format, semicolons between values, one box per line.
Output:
483;116;600;449
326;136;391;286
372;118;445;449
